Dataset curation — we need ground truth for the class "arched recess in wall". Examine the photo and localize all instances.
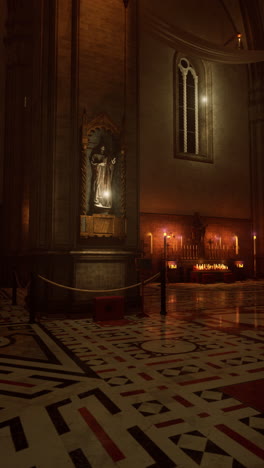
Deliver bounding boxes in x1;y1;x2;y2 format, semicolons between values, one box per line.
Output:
173;52;213;163
79;111;126;239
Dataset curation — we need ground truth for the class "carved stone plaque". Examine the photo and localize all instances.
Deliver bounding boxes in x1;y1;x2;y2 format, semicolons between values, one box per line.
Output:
80;214;126;238
93;216;114;234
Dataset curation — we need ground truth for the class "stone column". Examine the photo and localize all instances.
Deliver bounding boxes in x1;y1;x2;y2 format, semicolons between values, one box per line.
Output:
240;0;264;276
248;62;264;276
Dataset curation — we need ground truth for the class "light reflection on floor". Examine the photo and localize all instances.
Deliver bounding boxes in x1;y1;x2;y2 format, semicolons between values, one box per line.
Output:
145;280;264;329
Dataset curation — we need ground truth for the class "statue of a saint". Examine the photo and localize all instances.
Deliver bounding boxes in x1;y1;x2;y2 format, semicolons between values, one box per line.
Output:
89;142;116;210
192;212;206;244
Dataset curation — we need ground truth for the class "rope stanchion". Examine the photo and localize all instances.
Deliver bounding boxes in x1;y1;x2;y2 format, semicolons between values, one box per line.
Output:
8;271;161;323
160;263;166;315
37;272;160;294
12;271;17;306
14;271;31;290
12;271;32;317
33;271;161;322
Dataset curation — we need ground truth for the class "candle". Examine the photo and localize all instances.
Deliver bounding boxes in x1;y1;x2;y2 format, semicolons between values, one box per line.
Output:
253;234;257;278
234;235;239;255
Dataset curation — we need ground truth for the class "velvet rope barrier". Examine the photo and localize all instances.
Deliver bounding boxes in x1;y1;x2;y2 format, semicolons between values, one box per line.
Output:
37;272;160;293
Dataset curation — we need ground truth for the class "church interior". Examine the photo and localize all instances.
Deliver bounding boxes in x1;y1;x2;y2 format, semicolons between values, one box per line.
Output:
0;0;264;466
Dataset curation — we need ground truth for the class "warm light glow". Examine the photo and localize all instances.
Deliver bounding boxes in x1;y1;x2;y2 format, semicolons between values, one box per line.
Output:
178;235;183;248
236;33;242;49
164;232;171;239
22;198;29;237
201;95;207;103
253;234;257;277
147;232;153;254
104;190;110;198
235;306;239;324
194;263;229;271
167;261;177;269
215;235;222;247
234;235;239;255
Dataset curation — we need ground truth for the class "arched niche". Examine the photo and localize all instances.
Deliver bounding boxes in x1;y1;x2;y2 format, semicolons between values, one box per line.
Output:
80;111;126;238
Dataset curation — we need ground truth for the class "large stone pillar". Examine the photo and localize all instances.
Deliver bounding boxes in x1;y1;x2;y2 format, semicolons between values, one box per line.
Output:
240;0;264;276
2;0;41;253
0;0;7;211
248;62;264;276
1;0;140;313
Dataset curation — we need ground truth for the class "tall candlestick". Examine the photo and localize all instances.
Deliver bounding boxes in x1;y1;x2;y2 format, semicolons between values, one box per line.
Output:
253;234;257;278
164;233;167;261
234;235;239;255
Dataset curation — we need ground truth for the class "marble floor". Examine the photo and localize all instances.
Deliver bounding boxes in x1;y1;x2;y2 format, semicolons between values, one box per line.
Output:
0;281;264;467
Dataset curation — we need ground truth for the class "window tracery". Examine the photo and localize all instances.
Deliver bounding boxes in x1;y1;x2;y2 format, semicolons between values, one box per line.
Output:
174;54;213;163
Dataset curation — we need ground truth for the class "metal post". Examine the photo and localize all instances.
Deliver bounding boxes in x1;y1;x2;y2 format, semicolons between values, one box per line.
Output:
253;235;257;279
160;234;167;315
140;273;145;316
12;270;17;306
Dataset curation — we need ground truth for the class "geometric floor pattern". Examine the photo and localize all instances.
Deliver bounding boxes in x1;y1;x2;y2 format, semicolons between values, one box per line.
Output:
0;280;264;467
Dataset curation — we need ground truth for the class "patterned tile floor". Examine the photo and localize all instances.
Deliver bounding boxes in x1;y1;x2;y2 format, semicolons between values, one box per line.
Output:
0;281;264;467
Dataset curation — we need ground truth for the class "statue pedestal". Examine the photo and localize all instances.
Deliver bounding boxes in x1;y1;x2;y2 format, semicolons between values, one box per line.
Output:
80;214;126;238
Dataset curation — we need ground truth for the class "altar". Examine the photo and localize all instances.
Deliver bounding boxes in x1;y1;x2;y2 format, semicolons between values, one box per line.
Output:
190;270;234;283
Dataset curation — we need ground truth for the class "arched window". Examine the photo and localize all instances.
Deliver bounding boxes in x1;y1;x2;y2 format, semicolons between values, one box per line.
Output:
174;54;213;163
178;58;199;154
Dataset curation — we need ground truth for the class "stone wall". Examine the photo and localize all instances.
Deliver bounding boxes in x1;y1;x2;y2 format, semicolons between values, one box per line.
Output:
139;1;250;219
